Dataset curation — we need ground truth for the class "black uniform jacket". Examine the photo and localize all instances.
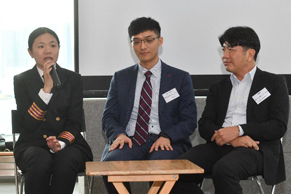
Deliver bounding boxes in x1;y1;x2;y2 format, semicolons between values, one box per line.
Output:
14;65;93;160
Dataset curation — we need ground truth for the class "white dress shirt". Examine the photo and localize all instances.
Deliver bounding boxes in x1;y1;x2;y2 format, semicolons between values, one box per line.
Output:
222;66;257;136
125;59;162;136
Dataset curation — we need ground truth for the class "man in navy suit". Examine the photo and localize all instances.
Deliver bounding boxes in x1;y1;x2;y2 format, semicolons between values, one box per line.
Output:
101;17;197;193
171;26;289;194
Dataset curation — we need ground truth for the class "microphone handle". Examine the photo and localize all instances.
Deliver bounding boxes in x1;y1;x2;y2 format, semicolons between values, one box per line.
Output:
50;65;62;88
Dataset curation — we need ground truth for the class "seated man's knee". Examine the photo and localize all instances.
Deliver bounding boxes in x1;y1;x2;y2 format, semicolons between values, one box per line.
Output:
212;160;237;180
103;144;141;161
103;150;123;161
149;144;185;160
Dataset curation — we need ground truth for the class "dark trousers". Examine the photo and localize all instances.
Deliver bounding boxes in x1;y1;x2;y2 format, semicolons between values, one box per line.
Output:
15;146;90;194
170;142;264;194
102;136;187;194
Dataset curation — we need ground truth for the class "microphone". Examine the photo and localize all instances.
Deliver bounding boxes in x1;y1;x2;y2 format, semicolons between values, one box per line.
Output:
50;65;62;88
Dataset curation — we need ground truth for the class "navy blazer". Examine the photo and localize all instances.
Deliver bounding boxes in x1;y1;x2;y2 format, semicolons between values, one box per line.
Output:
198;68;289;185
102;61;197;160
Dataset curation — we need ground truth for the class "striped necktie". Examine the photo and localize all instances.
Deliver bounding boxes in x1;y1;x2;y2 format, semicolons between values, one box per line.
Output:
133;71;152;146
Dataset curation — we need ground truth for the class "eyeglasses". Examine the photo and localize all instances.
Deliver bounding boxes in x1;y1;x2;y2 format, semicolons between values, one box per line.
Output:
131;36;160;45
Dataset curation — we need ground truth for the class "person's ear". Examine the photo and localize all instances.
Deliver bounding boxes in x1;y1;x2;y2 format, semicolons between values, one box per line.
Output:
158;37;163;47
247;48;256;62
28;48;34;58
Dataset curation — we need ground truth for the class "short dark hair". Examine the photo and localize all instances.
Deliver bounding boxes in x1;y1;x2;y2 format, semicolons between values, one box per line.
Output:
219;26;260;60
28;27;60;51
128;17;161;38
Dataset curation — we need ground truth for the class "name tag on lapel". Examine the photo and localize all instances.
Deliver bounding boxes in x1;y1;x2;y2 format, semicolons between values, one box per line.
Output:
162;88;180;103
252;87;271;104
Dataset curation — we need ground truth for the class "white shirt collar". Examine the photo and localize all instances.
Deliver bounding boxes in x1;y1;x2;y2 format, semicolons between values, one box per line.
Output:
138;59;161;77
248;65;257;80
230;65;257;84
36;66;44;78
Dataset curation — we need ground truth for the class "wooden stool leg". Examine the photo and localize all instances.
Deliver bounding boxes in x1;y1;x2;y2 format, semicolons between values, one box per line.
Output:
148;181;163;194
112;182;129;194
159;181;176;194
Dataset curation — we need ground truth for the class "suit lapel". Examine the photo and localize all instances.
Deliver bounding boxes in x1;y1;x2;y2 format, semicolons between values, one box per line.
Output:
158;62;173;116
219;78;232;124
124;65;138;123
27;66;45;94
248;68;264;97
247;68;264;119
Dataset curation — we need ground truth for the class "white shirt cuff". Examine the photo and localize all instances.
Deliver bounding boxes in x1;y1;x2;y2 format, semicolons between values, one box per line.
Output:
50;140;66;153
59;141;66;149
38;89;53;105
238;125;244;136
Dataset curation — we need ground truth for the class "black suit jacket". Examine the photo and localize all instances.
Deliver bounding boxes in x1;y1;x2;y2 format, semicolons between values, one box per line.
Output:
198;68;289;185
101;61;197;160
13;65;93;160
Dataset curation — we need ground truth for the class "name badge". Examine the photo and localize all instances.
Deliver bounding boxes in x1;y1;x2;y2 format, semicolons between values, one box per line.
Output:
252;87;271;104
162;88;180;103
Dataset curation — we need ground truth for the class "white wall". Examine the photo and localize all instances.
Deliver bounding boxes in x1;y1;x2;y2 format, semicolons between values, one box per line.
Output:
78;0;291;76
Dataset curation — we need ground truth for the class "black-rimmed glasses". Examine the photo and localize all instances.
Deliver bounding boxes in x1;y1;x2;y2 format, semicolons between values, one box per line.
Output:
131;36;160;45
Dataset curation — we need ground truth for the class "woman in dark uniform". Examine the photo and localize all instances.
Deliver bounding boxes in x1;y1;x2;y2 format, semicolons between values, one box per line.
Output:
13;27;93;194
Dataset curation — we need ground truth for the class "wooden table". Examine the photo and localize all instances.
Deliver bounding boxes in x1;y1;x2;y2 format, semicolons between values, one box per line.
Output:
86;160;204;194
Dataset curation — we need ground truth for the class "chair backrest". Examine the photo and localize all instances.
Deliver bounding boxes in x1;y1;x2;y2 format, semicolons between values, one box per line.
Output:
11;110;21;149
11;110;22;134
81;109;87;139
